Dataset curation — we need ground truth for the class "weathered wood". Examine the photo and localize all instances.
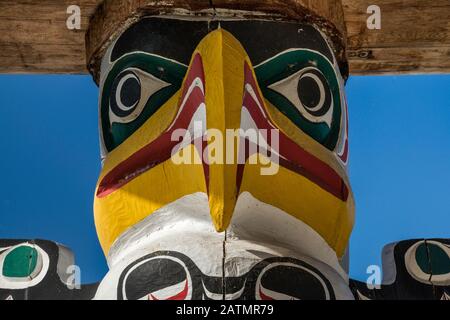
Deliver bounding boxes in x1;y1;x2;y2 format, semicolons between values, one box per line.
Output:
0;0;100;74
348;47;450;75
85;0;347;82
343;0;450;75
0;0;449;76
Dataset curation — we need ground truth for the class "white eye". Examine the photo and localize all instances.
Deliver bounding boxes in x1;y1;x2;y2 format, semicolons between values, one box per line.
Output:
109;68;170;124
268;67;333;127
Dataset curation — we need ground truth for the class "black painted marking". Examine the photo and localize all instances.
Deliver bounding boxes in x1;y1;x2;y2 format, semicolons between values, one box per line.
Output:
112;18;334;68
297;69;332;117
117;251;335;300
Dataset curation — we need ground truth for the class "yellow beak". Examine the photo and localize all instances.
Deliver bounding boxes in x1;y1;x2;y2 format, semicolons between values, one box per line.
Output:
197;28;249;231
94;29;255;253
94;28;354;258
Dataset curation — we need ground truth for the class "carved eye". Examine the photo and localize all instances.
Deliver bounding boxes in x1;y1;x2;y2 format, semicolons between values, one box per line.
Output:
100;54;187;152
121;256;191;300
255;262;333;300
268;67;333;127
0;243;49;289
297;69;332;117
110;70;141;118
405;240;450;286
1;245;42;279
108;68;171;125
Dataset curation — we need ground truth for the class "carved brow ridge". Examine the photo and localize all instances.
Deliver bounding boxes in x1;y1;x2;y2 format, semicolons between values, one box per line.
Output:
111;17;334;66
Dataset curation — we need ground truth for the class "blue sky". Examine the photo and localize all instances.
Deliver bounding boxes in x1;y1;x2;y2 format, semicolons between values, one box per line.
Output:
0;74;449;284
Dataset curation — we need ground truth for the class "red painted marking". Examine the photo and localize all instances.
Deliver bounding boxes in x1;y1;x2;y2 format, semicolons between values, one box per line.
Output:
97;54;207;198
149;280;189;300
240;63;349;201
97;58;349;202
259;286;275;300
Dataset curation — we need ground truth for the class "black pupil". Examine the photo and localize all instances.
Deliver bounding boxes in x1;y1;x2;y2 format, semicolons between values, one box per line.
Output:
121;76;140;108
297;75;322;109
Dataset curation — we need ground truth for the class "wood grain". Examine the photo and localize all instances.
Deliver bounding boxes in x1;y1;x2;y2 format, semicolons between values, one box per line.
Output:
85;0;347;82
343;0;450;75
0;0;449;76
0;0;100;74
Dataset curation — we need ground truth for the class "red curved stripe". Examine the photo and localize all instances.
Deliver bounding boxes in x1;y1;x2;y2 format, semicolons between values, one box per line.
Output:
259;286;275;300
241;63;349;201
97;54;206;198
149;280;189;301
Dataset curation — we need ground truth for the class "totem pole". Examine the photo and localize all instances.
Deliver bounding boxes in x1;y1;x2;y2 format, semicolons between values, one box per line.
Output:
0;1;449;300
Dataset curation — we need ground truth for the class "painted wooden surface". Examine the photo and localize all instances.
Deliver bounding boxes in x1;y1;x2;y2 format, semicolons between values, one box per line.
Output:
0;0;449;75
85;0;347;81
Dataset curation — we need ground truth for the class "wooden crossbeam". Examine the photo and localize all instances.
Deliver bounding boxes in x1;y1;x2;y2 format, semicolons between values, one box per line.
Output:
0;0;449;75
344;0;450;74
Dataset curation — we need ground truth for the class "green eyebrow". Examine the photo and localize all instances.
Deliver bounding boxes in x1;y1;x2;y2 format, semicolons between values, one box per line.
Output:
255;49;342;150
100;53;187;151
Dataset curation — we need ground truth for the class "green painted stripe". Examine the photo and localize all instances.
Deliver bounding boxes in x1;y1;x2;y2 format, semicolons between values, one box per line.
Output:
255;50;342;151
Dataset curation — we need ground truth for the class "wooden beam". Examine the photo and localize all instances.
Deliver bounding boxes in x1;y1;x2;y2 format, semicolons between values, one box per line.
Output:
85;0;347;82
0;0;100;74
343;0;450;75
0;0;449;76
